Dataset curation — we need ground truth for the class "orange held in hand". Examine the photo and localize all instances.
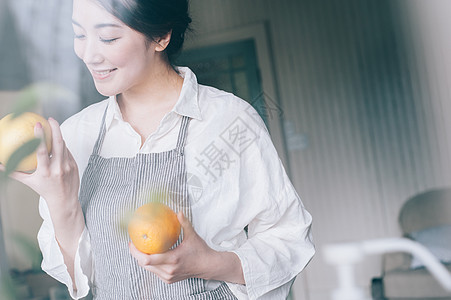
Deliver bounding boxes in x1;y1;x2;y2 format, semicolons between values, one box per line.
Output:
128;202;181;255
0;112;52;172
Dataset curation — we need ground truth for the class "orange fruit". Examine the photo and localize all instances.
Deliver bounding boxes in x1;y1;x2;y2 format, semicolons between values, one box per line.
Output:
0;112;52;172
128;202;181;255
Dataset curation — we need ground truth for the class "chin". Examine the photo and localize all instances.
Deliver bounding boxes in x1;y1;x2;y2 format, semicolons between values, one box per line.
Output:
94;83;120;97
97;90;116;97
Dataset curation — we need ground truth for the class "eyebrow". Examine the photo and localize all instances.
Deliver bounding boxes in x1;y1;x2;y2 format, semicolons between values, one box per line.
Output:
72;19;123;29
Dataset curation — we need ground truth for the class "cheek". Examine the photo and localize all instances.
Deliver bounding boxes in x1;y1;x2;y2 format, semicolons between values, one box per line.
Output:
73;41;84;60
109;44;146;68
108;51;129;67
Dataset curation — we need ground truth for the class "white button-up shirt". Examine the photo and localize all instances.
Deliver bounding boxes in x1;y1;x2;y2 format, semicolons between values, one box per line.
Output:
37;67;315;299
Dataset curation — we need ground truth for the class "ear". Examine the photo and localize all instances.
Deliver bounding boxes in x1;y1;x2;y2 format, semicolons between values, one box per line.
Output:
154;30;172;52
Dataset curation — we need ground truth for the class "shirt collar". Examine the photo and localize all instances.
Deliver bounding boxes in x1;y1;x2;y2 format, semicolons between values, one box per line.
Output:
104;66;202;130
173;67;203;121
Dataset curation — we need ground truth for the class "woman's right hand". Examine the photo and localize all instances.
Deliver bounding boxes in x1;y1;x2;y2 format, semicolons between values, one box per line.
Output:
0;117;80;208
1;117;85;288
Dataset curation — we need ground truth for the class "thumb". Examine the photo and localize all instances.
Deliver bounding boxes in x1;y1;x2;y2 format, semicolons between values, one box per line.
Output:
177;211;194;235
0;163;32;184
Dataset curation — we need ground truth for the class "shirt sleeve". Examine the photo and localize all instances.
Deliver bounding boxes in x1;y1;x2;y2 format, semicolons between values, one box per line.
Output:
37;196;92;299
225;114;315;299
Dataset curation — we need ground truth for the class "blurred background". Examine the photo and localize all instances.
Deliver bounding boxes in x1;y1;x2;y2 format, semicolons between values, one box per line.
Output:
2;0;451;299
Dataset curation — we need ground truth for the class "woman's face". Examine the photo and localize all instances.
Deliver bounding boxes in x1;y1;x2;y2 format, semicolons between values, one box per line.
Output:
72;0;157;96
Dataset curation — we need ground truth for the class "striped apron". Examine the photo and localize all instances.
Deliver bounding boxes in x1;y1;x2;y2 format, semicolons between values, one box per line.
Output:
79;107;238;299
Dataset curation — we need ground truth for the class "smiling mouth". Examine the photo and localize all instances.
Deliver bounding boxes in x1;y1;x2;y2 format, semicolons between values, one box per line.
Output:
91;68;118;80
93;68;117;75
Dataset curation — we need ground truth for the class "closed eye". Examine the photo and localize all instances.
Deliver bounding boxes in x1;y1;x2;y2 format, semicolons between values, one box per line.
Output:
100;37;119;44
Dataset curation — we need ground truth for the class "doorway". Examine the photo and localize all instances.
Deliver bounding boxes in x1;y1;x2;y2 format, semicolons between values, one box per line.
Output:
176;39;268;125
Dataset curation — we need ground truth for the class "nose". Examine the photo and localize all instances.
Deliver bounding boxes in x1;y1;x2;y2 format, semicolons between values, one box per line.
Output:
77;38;104;65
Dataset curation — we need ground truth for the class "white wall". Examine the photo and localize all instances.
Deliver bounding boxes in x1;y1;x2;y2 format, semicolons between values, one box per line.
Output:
399;0;451;186
187;0;451;299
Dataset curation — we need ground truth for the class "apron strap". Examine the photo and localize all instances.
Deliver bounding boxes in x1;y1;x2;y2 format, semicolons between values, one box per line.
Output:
175;116;191;154
92;105;109;156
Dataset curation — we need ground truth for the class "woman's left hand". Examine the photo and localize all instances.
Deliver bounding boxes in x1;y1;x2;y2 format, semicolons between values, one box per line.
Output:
129;211;216;284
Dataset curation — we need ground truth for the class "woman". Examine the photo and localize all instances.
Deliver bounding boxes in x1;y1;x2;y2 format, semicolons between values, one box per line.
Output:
7;0;315;298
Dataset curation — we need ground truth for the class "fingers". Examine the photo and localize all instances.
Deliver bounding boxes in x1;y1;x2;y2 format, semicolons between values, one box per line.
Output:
34;122;50;169
129;242;179;284
47;118;65;163
129;242;171;266
129;242;156;264
129;242;147;260
177;211;194;236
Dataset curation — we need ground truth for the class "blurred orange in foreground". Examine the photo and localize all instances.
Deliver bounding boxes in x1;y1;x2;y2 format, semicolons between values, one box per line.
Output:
0;112;52;172
128;202;181;255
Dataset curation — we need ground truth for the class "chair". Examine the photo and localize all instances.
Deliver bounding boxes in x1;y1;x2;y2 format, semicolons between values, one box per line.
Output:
372;188;451;299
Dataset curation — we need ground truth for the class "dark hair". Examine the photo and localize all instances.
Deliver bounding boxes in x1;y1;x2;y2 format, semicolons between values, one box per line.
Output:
95;0;192;64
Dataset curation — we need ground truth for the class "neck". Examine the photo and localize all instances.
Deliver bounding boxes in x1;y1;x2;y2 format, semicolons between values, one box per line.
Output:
117;60;184;118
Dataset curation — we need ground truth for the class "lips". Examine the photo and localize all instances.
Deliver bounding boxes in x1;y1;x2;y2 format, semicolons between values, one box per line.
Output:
91;68;117;80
